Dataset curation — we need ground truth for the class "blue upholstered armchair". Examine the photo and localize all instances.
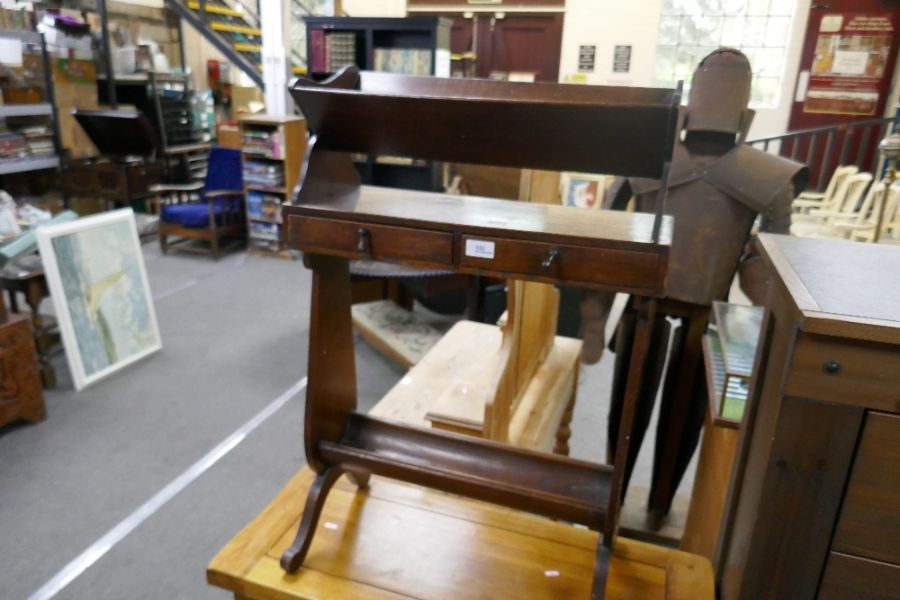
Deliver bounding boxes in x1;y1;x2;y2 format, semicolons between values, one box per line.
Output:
150;146;245;259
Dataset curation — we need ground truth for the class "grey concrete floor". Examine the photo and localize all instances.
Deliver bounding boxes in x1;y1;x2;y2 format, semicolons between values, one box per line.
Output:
0;244;695;599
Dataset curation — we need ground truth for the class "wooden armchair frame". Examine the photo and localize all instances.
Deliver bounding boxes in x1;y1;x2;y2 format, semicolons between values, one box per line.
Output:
280;66;680;599
150;182;246;259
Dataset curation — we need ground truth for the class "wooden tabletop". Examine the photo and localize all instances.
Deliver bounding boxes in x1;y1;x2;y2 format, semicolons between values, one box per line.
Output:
286;185;674;251
208;468;713;600
758;233;900;344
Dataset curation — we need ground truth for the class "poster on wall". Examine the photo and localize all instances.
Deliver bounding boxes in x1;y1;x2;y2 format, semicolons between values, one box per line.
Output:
804;13;894;116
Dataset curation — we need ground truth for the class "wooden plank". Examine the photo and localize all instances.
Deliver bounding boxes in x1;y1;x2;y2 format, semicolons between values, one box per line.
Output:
210;469;713;599
681;409;739;563
269;475;706;600
244;558;415;600
819;552;900;600
373;320;501;428
833;412;900;564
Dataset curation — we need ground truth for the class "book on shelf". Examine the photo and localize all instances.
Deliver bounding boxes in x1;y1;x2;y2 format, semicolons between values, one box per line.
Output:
246;190;283;223
249;221;280;241
0;132;27;159
242;127;285;159
310;29;357;73
373;48;432;75
243;160;285;189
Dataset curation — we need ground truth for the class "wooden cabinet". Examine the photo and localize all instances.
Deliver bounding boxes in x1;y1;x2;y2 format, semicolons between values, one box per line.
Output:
0;314;45;428
718;234;900;600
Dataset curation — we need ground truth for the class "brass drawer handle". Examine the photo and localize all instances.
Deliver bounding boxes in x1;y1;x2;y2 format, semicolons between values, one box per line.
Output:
357;228;369;253
542;247;560;269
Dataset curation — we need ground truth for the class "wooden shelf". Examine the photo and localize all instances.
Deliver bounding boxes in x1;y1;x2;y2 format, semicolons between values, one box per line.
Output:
323;413;613;527
0;103;53;118
0;156;59;175
248;216;281;225
241;151;284;161
246;185;287;194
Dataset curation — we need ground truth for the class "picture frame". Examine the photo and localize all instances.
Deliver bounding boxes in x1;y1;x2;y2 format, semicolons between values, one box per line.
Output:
36;208;161;390
560;172;609;210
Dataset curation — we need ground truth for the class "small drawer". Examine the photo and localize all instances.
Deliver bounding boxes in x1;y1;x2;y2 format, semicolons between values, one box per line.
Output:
287;215;453;268
785;333;900;412
819;552;900;599
458;235;663;291
833;412;900;565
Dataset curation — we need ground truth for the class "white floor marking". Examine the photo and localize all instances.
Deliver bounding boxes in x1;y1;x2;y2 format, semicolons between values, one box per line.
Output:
26;376;307;600
153;254;248;301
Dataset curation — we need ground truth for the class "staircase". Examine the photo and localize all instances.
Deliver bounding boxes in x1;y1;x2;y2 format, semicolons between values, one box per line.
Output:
166;0;311;89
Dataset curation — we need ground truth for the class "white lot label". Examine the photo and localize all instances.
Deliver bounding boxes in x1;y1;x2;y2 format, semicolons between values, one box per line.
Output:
465;239;495;259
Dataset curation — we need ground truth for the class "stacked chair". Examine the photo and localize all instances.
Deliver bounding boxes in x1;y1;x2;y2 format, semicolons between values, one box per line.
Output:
790;171;872;238
835;181;900;243
791;165;858;214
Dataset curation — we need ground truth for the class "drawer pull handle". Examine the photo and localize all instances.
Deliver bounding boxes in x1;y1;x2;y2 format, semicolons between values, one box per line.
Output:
357;228;369;253
542;247;560;269
823;360;841;375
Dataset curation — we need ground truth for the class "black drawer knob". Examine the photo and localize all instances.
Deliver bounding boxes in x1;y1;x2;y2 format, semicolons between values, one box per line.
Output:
357;228;369;253
823;360;841;375
542;247;560;269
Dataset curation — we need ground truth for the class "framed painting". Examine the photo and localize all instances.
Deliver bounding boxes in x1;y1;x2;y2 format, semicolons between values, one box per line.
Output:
560;172;609;209
36;209;161;390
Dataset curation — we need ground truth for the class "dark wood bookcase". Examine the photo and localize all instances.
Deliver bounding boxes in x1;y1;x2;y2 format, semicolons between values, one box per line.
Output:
303;16;451;191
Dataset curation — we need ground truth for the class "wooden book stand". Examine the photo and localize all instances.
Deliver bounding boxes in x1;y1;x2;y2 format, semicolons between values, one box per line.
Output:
282;66;679;599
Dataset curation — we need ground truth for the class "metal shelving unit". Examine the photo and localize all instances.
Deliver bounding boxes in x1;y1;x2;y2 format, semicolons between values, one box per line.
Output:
0;29;63;179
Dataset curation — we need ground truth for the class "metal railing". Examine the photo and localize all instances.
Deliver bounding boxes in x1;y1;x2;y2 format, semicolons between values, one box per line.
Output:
748;116;900;191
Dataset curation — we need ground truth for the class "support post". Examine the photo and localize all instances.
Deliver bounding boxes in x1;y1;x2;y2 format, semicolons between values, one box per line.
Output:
260;0;292;116
97;0;117;109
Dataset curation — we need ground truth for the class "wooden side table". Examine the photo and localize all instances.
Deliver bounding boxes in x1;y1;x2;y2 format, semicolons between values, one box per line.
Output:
207;469;714;600
0;268;59;388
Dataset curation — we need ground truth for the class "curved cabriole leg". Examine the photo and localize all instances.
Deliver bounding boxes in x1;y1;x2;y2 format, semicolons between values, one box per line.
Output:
280;467;344;573
590;540;611;600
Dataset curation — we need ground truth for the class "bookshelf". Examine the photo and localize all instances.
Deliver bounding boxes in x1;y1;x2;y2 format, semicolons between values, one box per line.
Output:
304;16;451;192
238;114;307;254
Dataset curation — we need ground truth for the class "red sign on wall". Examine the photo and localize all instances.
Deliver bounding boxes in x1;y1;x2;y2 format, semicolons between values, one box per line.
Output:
804;14;894;116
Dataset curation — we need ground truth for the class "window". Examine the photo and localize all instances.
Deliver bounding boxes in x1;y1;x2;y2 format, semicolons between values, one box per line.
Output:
653;0;796;108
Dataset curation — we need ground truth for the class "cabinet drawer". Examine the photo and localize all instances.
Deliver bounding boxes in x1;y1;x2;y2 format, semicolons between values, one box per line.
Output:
819;552;900;599
126;163;164;197
785;333;900;412
833;412;900;565
287;215;453;267
458;235;663;291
